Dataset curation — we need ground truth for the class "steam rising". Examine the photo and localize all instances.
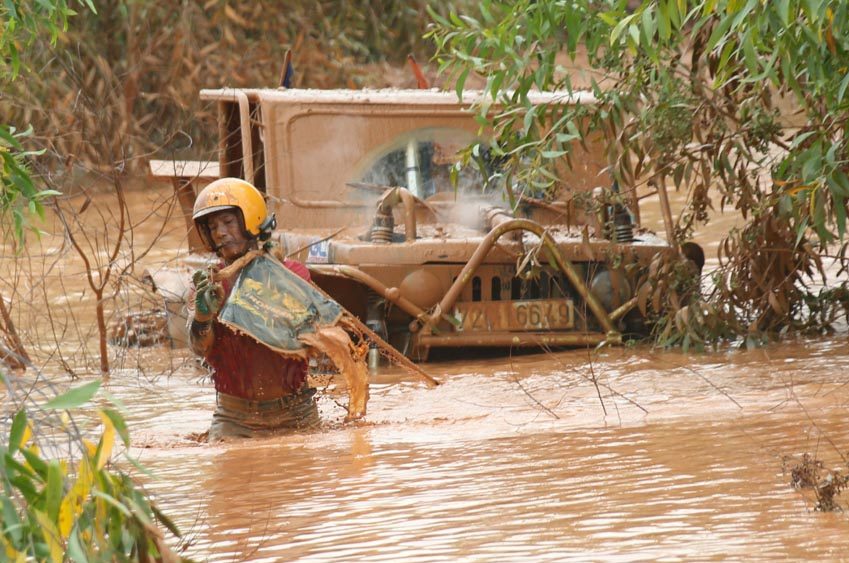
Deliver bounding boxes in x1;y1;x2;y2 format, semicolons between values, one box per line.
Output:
355;127;514;232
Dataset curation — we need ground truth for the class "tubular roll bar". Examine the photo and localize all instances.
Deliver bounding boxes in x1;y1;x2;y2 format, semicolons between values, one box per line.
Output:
234;90;255;185
419;218;620;339
314;217;623;345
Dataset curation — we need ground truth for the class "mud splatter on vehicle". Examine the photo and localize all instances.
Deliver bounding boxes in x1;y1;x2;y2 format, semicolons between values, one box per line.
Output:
147;87;684;361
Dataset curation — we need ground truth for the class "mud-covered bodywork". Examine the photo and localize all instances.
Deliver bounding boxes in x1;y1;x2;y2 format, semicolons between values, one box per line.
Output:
150;88;669;359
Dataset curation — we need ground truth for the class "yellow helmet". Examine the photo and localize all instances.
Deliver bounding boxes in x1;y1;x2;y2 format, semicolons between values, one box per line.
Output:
192;178;269;251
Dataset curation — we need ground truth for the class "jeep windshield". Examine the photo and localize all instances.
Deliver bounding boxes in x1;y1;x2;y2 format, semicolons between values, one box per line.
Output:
353;127;494;200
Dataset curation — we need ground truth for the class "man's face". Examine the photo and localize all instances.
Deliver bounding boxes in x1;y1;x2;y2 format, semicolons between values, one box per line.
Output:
206;209;251;262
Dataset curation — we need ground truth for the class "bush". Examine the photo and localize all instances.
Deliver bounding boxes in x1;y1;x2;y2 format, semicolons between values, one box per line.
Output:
1;380;186;562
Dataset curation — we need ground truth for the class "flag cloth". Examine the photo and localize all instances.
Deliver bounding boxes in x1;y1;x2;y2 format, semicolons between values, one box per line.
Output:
218;255;343;358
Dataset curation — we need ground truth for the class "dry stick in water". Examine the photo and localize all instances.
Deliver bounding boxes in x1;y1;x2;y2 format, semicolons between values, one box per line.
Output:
576;299;609;415
645;348;744;411
585;347;608;416
338;315;441;388
549;343;648;414
679;364;742;409
508;351;560;419
788;385;848;466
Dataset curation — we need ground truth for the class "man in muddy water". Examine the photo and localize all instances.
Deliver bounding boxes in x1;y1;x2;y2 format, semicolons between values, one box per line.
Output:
188;177;320;442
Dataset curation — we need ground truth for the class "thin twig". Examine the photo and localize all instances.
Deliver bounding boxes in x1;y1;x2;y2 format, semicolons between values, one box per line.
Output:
507;350;560;420
585;346;607;416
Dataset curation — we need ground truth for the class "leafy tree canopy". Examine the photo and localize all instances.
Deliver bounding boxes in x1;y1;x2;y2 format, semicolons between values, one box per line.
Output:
429;0;849;347
1;0;96;78
1;0;95;243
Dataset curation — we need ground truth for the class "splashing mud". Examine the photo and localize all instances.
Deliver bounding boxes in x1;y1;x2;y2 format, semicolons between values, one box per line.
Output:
300;326;369;420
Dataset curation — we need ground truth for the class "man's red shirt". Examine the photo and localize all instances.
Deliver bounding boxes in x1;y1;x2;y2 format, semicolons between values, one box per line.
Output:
206;259;312;400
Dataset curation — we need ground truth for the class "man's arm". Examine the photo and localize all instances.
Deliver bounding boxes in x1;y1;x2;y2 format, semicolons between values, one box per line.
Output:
189;317;214;356
188;270;222;356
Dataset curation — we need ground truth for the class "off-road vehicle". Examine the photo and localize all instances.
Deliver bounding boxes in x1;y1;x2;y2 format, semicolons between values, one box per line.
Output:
147;86;671;362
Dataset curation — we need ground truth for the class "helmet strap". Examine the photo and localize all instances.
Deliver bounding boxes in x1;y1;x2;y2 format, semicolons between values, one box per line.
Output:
258;213;277;241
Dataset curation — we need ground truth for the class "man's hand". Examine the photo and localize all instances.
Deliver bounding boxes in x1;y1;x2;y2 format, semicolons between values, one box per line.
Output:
192;269;223;322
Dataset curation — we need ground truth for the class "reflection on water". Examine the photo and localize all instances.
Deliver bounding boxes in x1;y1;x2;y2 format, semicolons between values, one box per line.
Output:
2;184;848;560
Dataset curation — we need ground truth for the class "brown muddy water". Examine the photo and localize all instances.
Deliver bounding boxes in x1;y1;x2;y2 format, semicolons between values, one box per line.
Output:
2;184;848;561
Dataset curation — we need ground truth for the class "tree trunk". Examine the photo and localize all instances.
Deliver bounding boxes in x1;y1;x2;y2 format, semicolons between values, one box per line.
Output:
95;290;110;377
0;292;29;370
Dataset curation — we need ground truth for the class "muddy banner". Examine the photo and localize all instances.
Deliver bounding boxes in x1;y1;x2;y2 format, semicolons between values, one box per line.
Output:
218;256;343;358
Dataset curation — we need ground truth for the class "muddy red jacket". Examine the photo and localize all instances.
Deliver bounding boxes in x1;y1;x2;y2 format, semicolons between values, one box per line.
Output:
206;259;311;400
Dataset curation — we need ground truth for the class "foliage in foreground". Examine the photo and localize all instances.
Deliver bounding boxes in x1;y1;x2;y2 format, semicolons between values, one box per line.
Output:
2;5;185;560
429;0;849;347
1;380;185;562
0;125;59;244
1;0;92;242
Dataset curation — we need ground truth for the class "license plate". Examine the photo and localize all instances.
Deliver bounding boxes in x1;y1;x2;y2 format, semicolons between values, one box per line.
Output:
455;299;575;332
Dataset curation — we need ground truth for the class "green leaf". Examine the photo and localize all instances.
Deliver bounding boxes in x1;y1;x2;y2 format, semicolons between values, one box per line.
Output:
731;0;758;30
102;408;130;447
20;447;48;479
825;142;838;167
795;217;810;248
775;0;791;25
628;23;641;47
564;7;583;54
706;13;734;52
789;131;816;150
124;496;153;526
67;528;89;562
522;105;538;135
828;170;849;198
45;461;63;521
555;132;580;143
10;473;39;500
151;503;182;539
42;380;101;410
598;12;618;27
4;451;36;480
455;67;469;101
101;389;129;414
800;150;822;182
91;490;132;517
611;13;637;45
834;195;846;239
641;8;656;43
11;171;36;198
479;0;493;24
8;410;27;455
488;71;505;101
741;32;758;72
838;73;849;103
0;125;24;149
1;495;23;545
541;150;568;158
658;1;671;41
